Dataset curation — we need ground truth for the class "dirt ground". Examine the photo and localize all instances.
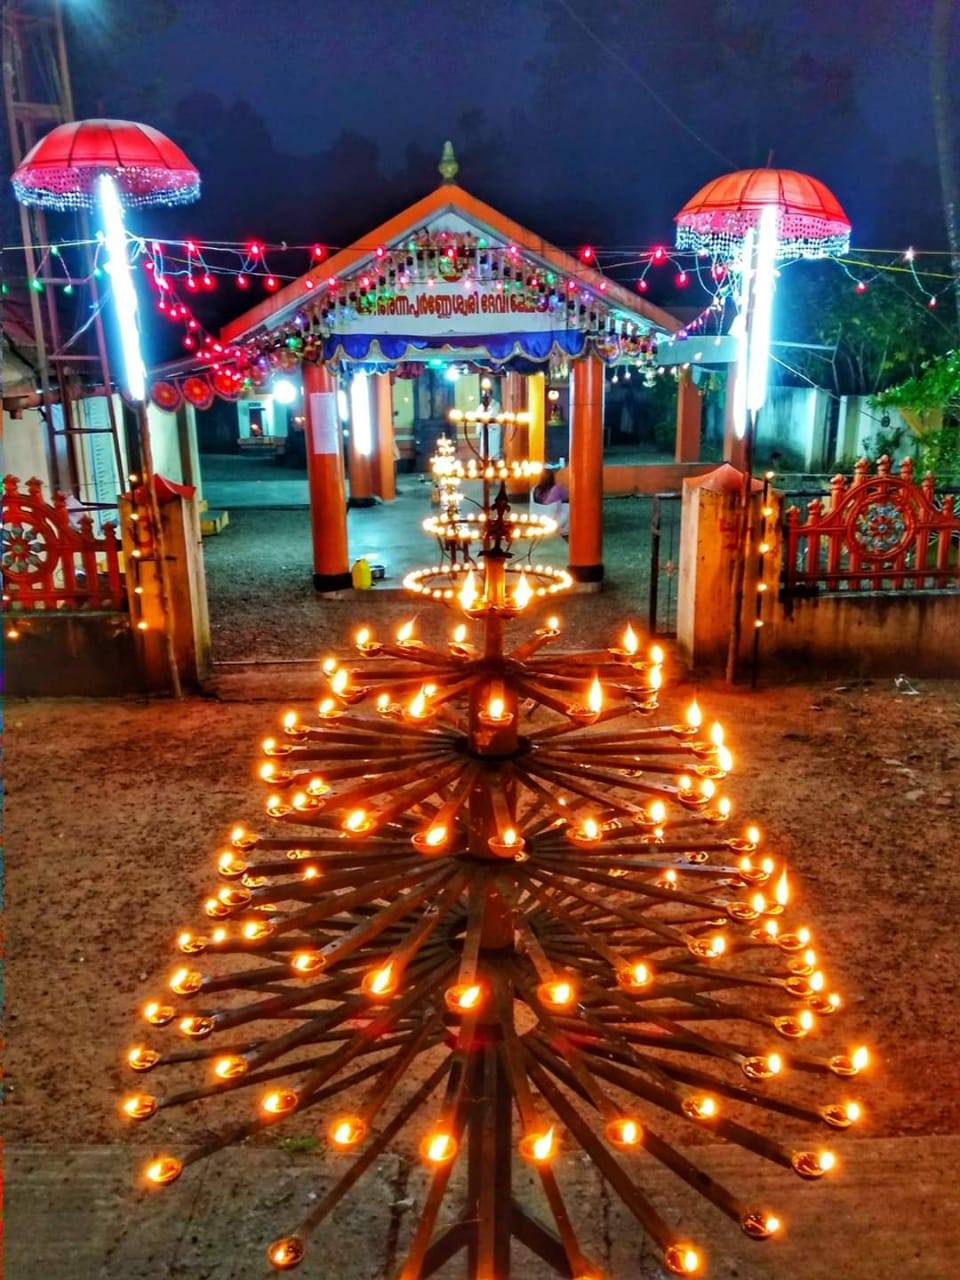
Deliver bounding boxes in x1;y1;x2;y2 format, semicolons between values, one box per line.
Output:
202;496;681;662
5;665;960;1154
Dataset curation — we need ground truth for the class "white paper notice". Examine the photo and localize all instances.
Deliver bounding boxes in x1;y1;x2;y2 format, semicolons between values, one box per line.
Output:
309;391;340;455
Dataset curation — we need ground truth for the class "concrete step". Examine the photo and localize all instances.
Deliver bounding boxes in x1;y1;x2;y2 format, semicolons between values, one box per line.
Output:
5;1137;956;1278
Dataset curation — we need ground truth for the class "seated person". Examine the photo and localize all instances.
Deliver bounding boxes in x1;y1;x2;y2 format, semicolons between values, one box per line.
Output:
531;467;568;506
530;466;569;537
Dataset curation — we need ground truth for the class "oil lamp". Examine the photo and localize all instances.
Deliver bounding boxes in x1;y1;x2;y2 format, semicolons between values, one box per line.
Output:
119;385;867;1277
122;1093;158;1120
145;1156;183;1186
519;1126;557;1164
421;1130;458;1165
329;1115;367;1148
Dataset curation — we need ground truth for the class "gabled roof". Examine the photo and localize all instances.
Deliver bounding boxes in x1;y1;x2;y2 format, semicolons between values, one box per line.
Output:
221;181;679;344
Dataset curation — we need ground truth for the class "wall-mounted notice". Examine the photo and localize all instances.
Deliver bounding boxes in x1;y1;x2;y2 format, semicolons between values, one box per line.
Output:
309;391;340;455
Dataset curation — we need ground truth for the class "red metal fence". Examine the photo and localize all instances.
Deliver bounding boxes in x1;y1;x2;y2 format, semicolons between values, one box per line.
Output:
783;456;960;595
2;475;126;612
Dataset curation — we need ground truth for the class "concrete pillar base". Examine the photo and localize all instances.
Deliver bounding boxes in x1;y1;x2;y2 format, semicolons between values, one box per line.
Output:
569;563;604;584
314;571;353;593
347;495;377;509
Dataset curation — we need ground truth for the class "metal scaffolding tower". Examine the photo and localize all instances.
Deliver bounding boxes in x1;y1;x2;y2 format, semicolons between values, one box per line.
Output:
2;0;125;494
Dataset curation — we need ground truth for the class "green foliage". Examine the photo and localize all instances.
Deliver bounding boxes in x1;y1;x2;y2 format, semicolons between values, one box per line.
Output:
874;348;960;416
278;1135;321;1154
776;262;954;398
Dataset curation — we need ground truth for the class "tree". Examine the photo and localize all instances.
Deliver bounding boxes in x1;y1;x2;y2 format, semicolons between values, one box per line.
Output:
931;0;960;324
874;348;960;475
775;262;953;399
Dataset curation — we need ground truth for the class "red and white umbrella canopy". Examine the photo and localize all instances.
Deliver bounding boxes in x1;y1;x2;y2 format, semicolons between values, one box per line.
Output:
675;168;850;259
11;118;199;211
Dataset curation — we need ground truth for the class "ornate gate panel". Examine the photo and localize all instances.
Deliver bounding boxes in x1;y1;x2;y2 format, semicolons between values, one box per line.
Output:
783;457;959;595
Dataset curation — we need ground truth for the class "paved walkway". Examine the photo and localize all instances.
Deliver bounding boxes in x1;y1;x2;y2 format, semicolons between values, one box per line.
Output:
7;1137;956;1278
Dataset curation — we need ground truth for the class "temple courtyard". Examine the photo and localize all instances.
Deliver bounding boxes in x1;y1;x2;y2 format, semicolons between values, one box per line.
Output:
6;659;960;1278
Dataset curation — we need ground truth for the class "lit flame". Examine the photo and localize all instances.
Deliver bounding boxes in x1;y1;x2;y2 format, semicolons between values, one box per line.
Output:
649;665;663;690
330;1116;366;1148
396;619;415;644
321;656;338;675
259;761;275;781
345;808;369;832
331;668;349;695
686;699;702;730
622;623;639;655
502;827;518;846
819;1150;836;1172
293;951;322;973
648;799;666;825
425;824;447;848
376;692;391;712
717;745;734;773
587;675;603;715
282;710;298;730
307;776;328;796
122;1093;156;1119
514;571;533;610
775;869;790;907
356;626;370;646
852;1046;870;1072
423;1131;457;1163
670;1245;701;1275
487;694;506;721
214;1055;247;1079
531;1127;556;1162
627;962;651;987
718;797;731;818
459;570;479;611
451;983;482;1010
581;817;600;841
369;963;394;996
650;643;665;664
700;779;715;800
768;1053;783;1074
845;1101;861;1122
709;934;726;957
318;696;337;717
546;615;560;632
453;624;467;644
145;1156;182;1185
608;1116;642;1145
542;980;575;1007
408;688;428;718
710;722;724;747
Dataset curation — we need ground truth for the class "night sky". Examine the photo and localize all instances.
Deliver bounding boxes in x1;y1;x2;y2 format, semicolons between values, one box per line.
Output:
4;0;957;351
56;0;952;247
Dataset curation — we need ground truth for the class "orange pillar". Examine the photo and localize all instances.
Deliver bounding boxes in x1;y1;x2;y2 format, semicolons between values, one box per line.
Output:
372;372;397;501
568;353;604;583
675;367;703;463
346;372;376;508
503;371;527;498
527;371;546;468
302;361;351;592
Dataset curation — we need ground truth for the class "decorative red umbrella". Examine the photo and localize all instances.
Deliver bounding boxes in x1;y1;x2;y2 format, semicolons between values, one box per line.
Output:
10;119;200;699
11;118;199;211
675;168;850;259
674;168;852;684
11;118;199;406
